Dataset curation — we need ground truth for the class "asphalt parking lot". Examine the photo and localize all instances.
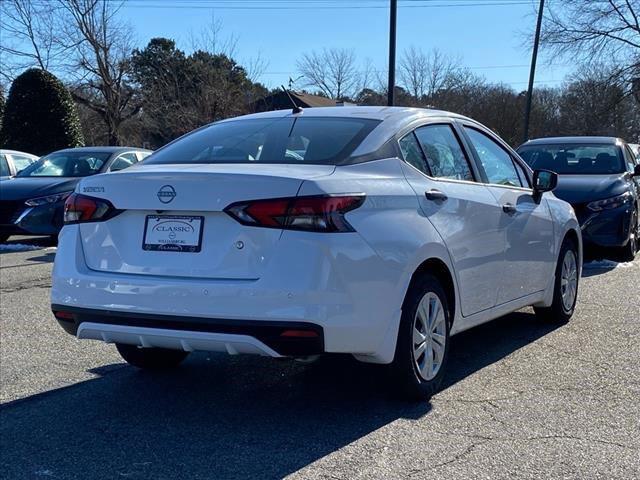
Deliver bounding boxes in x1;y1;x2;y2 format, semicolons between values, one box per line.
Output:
1;236;638;480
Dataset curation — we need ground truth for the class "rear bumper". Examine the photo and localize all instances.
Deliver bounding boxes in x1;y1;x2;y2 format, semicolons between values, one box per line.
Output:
51;224;406;362
52;306;323;357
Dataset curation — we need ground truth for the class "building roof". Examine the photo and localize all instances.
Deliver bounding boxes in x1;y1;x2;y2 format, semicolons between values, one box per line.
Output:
250;90;337;112
289;91;337;108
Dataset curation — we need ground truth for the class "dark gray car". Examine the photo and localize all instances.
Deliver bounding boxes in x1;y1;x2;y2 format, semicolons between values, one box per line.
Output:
518;137;640;261
0;147;152;242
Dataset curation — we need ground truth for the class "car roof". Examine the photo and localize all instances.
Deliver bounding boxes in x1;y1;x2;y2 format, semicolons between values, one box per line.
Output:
50;146;152;154
521;136;623;146
219;106;468;123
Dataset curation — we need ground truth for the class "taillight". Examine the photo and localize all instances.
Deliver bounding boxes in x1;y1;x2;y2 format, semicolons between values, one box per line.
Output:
63;193;120;224
224;194;365;233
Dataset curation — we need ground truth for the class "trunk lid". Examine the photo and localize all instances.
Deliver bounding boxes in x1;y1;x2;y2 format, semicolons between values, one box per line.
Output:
77;164;335;279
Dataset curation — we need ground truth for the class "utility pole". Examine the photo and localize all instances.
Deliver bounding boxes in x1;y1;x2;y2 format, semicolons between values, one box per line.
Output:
387;0;397;106
523;0;545;143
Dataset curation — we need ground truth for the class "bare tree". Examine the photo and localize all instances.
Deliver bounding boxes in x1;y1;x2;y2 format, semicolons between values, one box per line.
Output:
296;48;361;99
541;0;640;96
189;13;239;59
399;47;465;100
0;0;64;82
56;0;140;145
0;0;139;145
243;51;269;84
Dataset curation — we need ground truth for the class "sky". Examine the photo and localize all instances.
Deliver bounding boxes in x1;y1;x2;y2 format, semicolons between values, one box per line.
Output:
117;0;572;92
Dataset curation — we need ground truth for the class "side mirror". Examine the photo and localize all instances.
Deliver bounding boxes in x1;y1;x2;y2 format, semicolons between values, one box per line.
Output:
532;169;558;202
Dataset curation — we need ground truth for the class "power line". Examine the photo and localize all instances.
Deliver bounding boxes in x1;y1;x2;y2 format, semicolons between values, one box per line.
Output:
117;0;536;10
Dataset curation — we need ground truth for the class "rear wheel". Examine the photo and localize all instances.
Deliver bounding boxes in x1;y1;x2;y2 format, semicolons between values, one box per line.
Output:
391;274;450;401
618;209;638;262
116;343;189;370
534;238;579;323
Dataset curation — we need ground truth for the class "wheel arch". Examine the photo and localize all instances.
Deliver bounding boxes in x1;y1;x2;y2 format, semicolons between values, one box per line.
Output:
562;227;582;272
405;257;457;328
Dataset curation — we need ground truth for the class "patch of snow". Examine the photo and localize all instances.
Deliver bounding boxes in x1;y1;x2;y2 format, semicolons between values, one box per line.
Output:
0;243;53;252
584;259;619;270
584;259;637;269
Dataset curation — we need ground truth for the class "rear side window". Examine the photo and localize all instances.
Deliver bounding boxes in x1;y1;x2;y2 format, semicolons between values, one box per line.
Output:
399;132;429;174
414;124;474;181
146;117;380;166
0;155;9;176
465;128;522;187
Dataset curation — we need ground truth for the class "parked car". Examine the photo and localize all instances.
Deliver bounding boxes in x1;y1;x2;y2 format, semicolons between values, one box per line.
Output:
518;137;640;262
0;146;151;243
51;107;581;400
0;149;39;180
630;143;639;161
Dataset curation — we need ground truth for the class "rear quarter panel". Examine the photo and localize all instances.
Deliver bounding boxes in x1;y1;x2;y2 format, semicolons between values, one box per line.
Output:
299;158;460;361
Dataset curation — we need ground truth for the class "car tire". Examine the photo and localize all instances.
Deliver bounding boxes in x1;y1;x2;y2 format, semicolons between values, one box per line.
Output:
534;237;579;323
116;343;189;370
618;209;638;263
391;274;451;401
0;234;9;243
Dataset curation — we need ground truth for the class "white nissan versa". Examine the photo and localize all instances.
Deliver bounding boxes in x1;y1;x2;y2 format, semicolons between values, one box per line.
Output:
51;107;582;400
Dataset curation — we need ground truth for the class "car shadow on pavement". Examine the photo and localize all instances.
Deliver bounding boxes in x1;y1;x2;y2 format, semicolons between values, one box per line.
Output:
0;310;558;480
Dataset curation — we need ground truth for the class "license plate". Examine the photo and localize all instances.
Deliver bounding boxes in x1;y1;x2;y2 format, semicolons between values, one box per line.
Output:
142;215;204;253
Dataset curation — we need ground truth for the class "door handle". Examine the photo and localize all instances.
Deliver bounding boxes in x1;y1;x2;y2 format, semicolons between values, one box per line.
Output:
502;203;517;215
425;189;448;202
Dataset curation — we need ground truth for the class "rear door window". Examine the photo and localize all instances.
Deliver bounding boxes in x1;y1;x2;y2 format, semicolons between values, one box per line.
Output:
414;124;474;181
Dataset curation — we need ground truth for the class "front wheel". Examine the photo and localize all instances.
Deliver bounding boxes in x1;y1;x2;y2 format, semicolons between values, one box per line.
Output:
391;274;451;401
116;343;189;370
618;209;638;262
534;237;579;323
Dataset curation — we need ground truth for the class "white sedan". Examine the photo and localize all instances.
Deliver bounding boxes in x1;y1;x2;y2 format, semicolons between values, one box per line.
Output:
0;149;38;179
51;107;581;400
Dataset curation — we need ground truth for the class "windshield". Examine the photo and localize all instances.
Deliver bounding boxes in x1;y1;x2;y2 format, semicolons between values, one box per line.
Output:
518;143;625;175
145;117;380;166
17;151;110;177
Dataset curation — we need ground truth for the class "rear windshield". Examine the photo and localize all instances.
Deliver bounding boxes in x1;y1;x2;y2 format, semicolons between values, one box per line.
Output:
17;151;110;177
145;117;380;166
518;143;625;175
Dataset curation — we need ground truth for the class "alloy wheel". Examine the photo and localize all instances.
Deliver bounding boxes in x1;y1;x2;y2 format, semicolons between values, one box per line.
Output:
560;249;578;312
413;292;447;381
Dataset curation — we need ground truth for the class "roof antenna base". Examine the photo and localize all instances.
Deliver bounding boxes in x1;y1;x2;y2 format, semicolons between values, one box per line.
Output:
281;86;304;114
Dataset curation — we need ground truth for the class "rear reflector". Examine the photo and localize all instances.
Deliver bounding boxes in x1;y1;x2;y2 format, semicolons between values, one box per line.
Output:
224;194;365;233
280;330;319;338
53;310;74;320
64;193;120;225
